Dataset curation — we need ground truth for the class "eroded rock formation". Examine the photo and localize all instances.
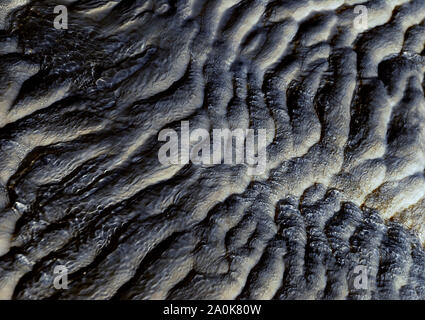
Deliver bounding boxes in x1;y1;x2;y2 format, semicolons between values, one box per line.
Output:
0;0;424;299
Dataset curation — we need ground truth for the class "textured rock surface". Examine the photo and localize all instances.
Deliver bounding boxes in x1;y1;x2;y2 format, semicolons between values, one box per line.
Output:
0;0;424;299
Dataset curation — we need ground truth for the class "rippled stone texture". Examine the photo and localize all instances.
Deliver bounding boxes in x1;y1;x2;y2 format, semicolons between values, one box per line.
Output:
0;0;424;300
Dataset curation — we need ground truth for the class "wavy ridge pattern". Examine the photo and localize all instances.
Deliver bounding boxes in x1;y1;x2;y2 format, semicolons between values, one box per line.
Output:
0;0;424;299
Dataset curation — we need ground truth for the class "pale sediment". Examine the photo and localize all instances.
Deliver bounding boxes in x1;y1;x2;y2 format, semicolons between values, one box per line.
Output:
0;0;424;299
